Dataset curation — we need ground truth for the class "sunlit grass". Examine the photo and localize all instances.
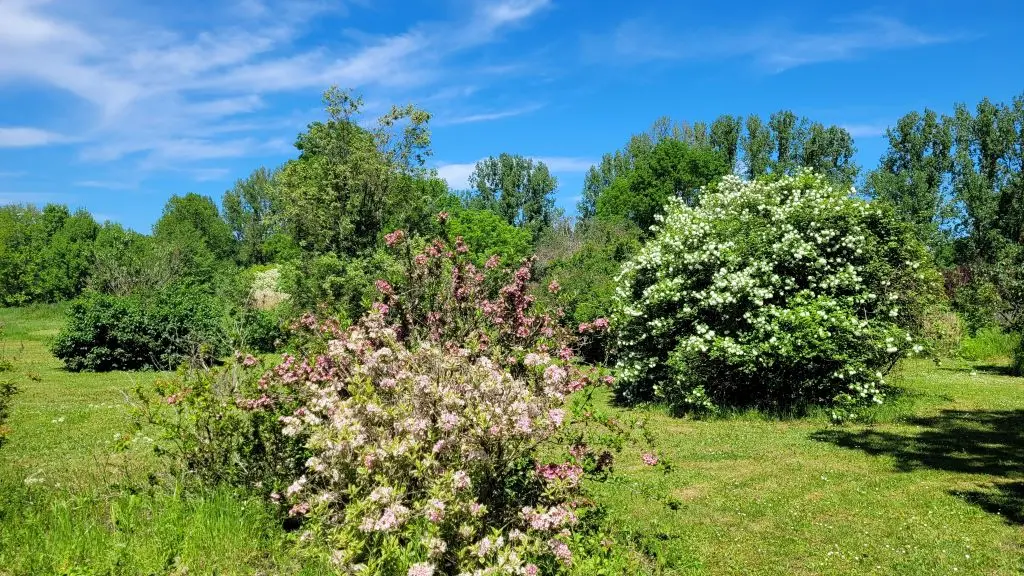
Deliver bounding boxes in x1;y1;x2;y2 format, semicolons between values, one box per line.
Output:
1;305;1022;575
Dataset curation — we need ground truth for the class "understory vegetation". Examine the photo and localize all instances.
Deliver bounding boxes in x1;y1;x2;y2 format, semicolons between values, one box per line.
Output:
1;89;1022;575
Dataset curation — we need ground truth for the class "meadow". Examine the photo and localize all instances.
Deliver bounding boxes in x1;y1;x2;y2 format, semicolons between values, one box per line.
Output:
2;304;1021;575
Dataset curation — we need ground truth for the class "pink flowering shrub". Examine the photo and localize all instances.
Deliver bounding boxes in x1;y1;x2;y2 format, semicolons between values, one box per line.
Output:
139;229;654;574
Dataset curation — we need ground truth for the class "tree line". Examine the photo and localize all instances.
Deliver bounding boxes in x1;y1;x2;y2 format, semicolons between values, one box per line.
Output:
1;89;1021;362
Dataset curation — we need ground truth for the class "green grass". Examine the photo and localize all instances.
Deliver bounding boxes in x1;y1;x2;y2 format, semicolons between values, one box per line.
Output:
0;305;332;575
2;304;1023;575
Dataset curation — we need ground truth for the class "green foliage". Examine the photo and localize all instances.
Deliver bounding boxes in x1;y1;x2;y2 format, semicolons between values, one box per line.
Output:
596;139;729;232
957;327;1021;362
613;172;941;412
223;166;285;266
466;153;559;239
152;193;236;286
280;249;401;322
0;204;99;305
537;218;641;361
276;87;437;258
866;109;955;258
51;288;229;372
446;206;533;265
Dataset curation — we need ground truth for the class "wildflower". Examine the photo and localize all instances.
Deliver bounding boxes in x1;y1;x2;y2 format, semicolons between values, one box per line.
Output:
642;453;658;466
408;562;435;576
547;280;561;294
524;564;539;576
384;229;406;247
485;254;500;269
548;408;566;427
543;364;567;386
241;354;259;368
549;540;572;565
453;470;471;490
375;279;393;294
436;211;450;223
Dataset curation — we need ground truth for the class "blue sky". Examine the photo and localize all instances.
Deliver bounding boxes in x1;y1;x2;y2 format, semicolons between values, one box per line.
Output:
1;0;1021;232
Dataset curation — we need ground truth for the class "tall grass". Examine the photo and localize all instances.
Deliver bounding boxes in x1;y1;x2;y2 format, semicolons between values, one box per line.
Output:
958;327;1021;362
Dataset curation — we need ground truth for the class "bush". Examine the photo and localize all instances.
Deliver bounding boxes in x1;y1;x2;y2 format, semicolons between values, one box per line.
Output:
141;231;650;574
52;288;230;371
613;172;940;413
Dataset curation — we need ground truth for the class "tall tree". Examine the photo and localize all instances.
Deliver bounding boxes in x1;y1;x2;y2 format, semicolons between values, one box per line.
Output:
468;153;557;238
866;109;953;255
277;87;434;257
709;115;743;170
742;115;773;179
803;123;858;186
596;139;729;232
223;166;281;266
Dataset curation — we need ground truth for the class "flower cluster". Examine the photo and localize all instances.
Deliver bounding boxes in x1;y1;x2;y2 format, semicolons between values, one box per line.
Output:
613;172;940;412
260;309;595;574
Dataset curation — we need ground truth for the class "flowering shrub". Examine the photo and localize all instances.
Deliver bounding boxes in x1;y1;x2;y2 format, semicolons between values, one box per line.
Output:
613;172;941;413
141;229;651;574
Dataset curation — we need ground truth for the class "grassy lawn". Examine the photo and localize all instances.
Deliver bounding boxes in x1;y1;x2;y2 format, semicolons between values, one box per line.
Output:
1;304;1022;574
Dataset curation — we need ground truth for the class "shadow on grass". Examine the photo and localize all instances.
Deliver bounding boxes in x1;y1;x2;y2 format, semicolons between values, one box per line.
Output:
811;409;1024;524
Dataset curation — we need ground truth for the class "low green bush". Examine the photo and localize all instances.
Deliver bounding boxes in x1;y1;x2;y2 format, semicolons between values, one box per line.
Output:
52;287;230;372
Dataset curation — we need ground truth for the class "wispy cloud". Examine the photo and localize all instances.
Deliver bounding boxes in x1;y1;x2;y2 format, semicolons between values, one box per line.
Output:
0;192;75;205
590;14;956;72
0;127;69;148
0;0;551;175
434;155;596;190
840;123;890;138
439;104;544;126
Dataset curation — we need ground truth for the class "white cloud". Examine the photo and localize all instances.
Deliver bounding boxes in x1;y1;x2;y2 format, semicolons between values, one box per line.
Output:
434;155;596;190
0;0;550;174
593;14;955;72
435;162;477;191
0;127;68;148
439;104;544;125
840;123;889;138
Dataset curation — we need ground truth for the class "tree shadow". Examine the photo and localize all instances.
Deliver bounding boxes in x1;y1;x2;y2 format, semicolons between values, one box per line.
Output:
810;409;1024;524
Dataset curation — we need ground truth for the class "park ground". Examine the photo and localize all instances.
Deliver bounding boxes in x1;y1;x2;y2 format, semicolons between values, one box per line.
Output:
1;305;1021;575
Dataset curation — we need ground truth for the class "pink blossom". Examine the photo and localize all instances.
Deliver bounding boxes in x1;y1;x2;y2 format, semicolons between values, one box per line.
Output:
484;254;500;269
547;280;561;294
642;453;659;466
470;502;485;517
414;253;428;266
440;412;460;431
436;211;450;223
558;347;574;360
408;562;435;576
372;301;390;315
242;354;259;367
453;470;471;490
602;375;616;385
425;499;445;523
375;279;393;294
384;229;405;247
543;364;567;386
289;501;310;517
549;540;572;565
548;408;566;427
524;564;539;576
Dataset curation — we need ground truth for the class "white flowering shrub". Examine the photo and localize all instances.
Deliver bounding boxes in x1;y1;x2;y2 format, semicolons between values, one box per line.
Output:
613;172;940;412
